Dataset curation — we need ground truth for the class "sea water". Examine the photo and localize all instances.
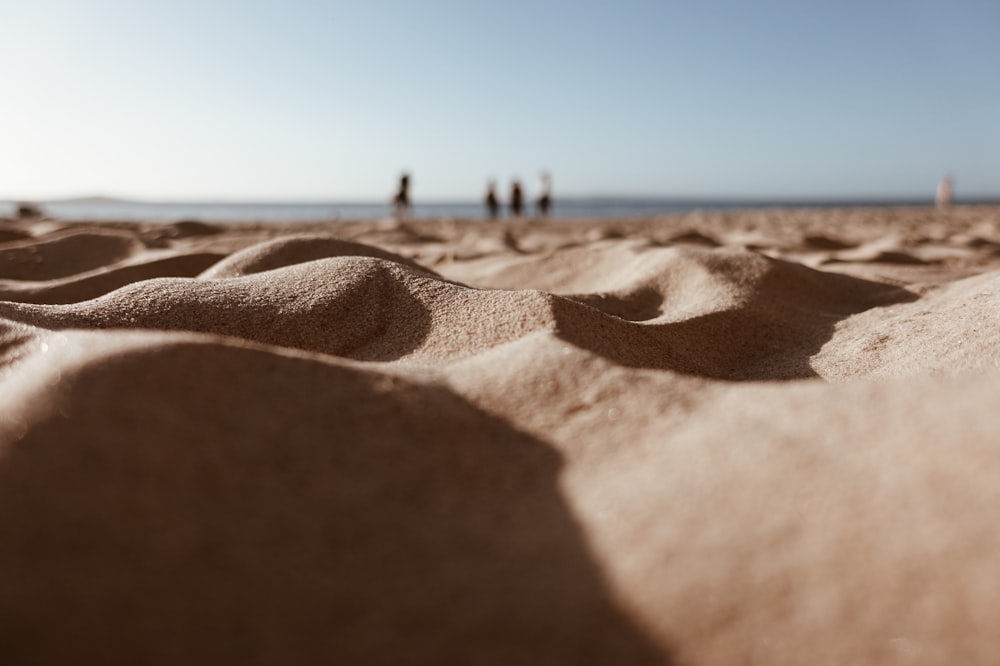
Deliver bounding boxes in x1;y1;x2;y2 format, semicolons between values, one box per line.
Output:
0;197;974;222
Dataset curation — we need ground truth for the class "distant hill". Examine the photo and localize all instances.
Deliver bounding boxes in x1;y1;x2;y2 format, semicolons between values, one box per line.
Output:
45;196;133;205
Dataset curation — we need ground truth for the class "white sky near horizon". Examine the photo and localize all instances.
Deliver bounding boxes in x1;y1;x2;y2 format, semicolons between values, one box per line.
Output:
1;0;998;201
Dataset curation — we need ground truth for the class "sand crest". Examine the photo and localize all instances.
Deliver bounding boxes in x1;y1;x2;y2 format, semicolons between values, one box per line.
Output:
2;206;1000;664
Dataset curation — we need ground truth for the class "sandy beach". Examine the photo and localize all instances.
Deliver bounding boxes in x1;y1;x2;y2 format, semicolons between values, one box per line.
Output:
2;205;1000;664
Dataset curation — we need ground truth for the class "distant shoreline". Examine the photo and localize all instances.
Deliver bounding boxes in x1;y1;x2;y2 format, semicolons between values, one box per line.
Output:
4;197;1000;223
8;194;1000;206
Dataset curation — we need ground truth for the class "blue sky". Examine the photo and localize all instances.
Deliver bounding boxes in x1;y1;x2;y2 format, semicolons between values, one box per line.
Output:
1;0;998;201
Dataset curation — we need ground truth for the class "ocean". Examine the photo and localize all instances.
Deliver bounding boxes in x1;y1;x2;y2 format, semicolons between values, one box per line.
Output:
0;197;989;223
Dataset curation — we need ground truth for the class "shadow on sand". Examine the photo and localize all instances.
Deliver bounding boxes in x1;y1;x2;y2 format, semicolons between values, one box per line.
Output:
0;340;671;665
554;257;918;380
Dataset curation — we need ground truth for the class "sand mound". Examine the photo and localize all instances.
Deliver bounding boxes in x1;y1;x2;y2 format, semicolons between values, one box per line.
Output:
0;331;660;664
0;229;143;280
814;268;1000;378
0;252;225;305
0;243;911;379
0;227;33;244
442;242;914;378
0;257;563;363
199;234;434;278
4;207;1000;663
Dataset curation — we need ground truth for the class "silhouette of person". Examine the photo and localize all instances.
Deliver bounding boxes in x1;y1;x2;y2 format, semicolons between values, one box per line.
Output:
392;173;411;218
16;202;43;219
936;175;954;208
509;180;523;218
536;172;552;217
484;180;500;219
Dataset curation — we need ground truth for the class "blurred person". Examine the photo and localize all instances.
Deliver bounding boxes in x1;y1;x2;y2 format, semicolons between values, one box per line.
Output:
392;172;411;218
509;180;524;218
536;172;552;217
936;175;954;208
484;180;500;219
16;202;43;219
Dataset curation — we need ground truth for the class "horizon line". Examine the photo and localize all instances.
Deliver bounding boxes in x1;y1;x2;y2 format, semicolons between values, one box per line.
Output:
6;193;1000;205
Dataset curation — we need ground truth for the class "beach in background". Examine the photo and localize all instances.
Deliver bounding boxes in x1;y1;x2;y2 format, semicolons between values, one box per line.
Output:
3;206;1000;663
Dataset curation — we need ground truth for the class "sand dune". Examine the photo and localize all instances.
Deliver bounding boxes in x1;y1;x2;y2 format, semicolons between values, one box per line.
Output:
2;206;1000;664
0;229;144;280
199;234;437;278
0;252;225;305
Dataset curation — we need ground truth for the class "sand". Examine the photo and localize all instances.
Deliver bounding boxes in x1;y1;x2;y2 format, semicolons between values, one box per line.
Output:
2;206;1000;664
